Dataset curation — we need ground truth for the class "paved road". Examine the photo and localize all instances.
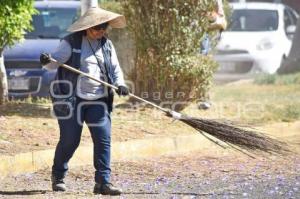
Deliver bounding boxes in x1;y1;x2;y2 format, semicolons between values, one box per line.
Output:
0;151;299;199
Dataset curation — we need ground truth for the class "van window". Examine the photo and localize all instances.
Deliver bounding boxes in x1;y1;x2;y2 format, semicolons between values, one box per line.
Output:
228;9;279;32
26;7;79;39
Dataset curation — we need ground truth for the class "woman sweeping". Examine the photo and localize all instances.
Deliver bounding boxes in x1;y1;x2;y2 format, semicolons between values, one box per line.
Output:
40;7;128;195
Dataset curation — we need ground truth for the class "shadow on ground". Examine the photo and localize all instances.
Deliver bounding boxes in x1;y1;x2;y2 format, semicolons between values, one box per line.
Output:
0;190;48;195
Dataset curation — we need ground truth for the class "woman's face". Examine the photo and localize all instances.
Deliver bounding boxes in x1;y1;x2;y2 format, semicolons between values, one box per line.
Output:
86;23;109;40
86;28;106;40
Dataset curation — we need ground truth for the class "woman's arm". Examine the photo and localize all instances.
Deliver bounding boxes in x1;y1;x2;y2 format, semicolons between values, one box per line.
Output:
43;40;72;70
110;42;126;87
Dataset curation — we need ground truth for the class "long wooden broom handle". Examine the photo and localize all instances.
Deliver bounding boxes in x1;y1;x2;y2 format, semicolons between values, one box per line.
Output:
50;58;169;113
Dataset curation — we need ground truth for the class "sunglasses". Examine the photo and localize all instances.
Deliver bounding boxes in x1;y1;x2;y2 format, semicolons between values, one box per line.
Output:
91;22;109;31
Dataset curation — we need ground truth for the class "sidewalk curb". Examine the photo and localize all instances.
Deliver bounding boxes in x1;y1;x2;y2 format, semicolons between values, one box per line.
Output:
0;134;224;177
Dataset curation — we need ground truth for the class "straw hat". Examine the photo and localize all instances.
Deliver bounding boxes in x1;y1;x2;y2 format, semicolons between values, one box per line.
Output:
67;7;126;32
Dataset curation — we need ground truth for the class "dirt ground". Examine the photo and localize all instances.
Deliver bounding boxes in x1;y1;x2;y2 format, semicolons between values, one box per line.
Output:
0;150;299;199
1;78;300;155
0;102;195;155
1;102;300;156
1;110;299;198
1;81;300;198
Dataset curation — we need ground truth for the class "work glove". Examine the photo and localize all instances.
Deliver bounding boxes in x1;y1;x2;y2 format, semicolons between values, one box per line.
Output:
40;53;51;65
116;85;129;96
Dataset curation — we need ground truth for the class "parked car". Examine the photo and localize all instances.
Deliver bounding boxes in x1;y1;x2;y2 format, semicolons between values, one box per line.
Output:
3;0;80;98
214;2;299;81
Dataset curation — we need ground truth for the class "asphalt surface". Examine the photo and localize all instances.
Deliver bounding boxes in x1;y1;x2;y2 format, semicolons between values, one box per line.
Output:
0;151;299;199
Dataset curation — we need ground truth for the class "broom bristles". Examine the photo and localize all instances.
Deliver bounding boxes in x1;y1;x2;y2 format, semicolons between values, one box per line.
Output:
168;111;290;155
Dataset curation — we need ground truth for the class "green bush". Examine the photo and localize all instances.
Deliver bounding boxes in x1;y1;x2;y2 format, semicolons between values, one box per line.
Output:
0;0;37;53
122;0;220;110
0;0;37;104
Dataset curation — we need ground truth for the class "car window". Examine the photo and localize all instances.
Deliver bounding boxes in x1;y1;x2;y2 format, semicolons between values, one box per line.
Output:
25;7;79;39
228;9;279;32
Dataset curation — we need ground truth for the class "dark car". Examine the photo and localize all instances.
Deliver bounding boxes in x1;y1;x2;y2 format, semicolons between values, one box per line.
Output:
3;0;80;98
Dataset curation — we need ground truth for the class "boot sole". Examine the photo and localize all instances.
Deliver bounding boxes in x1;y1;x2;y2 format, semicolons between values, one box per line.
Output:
93;190;122;195
52;185;66;192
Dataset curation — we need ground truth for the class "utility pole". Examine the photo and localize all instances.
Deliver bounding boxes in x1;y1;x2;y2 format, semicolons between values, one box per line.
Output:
81;0;98;15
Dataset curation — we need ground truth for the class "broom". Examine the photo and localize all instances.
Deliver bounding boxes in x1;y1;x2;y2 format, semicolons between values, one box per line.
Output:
49;58;290;156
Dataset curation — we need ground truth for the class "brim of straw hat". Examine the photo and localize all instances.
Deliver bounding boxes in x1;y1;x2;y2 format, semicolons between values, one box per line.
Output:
67;7;126;32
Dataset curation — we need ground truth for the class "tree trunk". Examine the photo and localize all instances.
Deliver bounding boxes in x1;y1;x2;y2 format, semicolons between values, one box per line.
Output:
0;52;8;104
277;18;300;74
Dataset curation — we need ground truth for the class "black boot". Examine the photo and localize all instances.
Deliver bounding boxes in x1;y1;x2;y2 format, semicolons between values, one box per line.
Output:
93;183;122;195
51;175;66;192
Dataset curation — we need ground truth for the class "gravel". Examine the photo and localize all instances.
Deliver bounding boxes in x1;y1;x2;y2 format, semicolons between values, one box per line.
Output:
0;151;299;199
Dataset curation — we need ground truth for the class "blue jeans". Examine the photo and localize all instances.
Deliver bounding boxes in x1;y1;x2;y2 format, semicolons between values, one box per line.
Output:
200;31;222;55
200;33;211;55
52;97;112;184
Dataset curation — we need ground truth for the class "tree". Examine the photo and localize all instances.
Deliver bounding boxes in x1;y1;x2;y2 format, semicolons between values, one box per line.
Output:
81;0;98;14
122;0;220;110
277;19;300;74
0;0;37;104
